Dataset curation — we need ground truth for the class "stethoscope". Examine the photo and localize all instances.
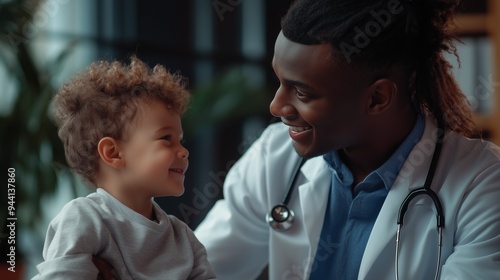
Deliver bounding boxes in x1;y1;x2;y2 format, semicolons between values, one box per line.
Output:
266;126;445;280
396;126;444;280
265;157;307;231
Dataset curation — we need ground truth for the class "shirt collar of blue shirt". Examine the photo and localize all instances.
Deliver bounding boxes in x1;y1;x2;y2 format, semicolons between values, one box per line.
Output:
323;114;425;191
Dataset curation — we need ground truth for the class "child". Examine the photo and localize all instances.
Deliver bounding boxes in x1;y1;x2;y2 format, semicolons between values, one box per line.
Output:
33;57;216;280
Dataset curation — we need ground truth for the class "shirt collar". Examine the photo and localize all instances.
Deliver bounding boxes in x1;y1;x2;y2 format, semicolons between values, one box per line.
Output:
323;114;425;190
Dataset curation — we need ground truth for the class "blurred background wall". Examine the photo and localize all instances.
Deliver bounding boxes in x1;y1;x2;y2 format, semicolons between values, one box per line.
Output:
0;0;498;279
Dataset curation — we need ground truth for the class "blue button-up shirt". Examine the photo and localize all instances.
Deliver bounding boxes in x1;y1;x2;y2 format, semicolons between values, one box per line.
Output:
309;114;425;280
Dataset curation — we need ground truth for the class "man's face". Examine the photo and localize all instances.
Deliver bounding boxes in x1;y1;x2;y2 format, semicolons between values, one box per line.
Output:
270;31;373;158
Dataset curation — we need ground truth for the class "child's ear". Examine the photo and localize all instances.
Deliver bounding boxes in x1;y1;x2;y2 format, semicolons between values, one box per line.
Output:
97;137;124;169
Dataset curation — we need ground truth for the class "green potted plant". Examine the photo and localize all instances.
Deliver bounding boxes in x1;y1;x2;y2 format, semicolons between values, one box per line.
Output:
0;1;77;278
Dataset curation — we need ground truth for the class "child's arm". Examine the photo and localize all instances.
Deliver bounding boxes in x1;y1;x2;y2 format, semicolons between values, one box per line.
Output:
93;255;118;280
33;198;108;279
186;227;217;280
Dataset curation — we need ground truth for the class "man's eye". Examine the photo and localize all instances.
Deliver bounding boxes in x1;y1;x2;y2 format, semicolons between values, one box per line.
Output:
296;90;308;99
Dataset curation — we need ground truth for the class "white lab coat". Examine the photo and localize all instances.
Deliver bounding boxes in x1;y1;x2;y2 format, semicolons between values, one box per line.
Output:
195;116;500;280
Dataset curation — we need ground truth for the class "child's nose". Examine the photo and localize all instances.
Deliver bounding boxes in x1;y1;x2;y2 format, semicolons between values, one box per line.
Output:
178;146;189;159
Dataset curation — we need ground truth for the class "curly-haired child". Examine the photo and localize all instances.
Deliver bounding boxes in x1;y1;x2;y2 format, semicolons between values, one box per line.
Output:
33;57;216;280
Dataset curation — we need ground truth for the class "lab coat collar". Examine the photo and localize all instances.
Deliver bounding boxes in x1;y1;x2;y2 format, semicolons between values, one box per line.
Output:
358;115;440;279
396;115;441;189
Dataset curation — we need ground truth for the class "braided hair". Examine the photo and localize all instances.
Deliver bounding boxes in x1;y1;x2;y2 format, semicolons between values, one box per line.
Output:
282;0;478;137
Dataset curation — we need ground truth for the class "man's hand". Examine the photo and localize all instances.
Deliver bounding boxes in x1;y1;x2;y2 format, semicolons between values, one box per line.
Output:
92;255;119;280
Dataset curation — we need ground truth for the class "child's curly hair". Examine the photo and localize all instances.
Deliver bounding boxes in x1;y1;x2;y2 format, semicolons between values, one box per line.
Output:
53;56;190;186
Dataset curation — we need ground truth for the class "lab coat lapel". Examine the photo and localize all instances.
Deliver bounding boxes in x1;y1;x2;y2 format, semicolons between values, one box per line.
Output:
358;116;437;279
297;157;331;276
356;178;412;279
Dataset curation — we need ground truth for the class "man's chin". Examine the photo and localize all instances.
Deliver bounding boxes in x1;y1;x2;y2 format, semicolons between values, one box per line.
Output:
292;142;325;159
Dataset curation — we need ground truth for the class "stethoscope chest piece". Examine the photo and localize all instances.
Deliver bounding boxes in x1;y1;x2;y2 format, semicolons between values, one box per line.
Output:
266;157;306;232
266;204;294;231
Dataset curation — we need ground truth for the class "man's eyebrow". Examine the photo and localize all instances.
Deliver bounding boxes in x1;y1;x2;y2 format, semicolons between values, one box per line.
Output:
283;79;313;90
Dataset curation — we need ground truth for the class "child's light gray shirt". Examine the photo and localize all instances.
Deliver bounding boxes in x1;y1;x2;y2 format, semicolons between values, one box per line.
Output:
33;188;216;280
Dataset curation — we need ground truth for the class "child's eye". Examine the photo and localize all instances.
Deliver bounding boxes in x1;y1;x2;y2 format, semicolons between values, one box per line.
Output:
161;135;172;142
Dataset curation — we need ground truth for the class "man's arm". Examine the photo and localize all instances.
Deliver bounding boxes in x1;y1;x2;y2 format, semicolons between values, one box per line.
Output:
194;125;282;279
440;162;500;279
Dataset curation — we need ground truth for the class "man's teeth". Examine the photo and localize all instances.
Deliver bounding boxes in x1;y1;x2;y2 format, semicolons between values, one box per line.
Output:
290;126;312;132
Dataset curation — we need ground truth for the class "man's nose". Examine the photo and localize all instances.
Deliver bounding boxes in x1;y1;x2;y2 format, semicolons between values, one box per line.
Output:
269;85;297;118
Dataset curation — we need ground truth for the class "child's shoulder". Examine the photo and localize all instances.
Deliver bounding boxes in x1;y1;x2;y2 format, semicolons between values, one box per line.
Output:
61;192;104;212
51;192;106;225
165;214;186;227
163;213;197;236
46;192;111;245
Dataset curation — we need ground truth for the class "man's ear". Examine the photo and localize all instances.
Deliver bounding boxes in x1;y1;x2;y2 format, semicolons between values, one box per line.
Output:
97;137;124;169
366;78;397;115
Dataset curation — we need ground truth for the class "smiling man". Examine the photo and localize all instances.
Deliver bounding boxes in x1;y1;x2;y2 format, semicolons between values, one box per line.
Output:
195;0;500;279
270;31;418;184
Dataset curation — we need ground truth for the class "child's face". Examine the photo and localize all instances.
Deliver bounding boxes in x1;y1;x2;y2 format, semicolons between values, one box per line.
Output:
119;101;189;197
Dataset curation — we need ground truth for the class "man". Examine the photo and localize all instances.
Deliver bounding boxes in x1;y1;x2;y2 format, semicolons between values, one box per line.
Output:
195;0;500;279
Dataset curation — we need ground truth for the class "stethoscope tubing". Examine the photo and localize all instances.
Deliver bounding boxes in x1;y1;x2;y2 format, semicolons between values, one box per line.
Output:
266;157;306;231
282;157;307;206
395;124;445;280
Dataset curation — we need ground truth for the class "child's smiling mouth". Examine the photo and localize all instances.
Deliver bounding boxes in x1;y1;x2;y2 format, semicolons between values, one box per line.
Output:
169;168;186;175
